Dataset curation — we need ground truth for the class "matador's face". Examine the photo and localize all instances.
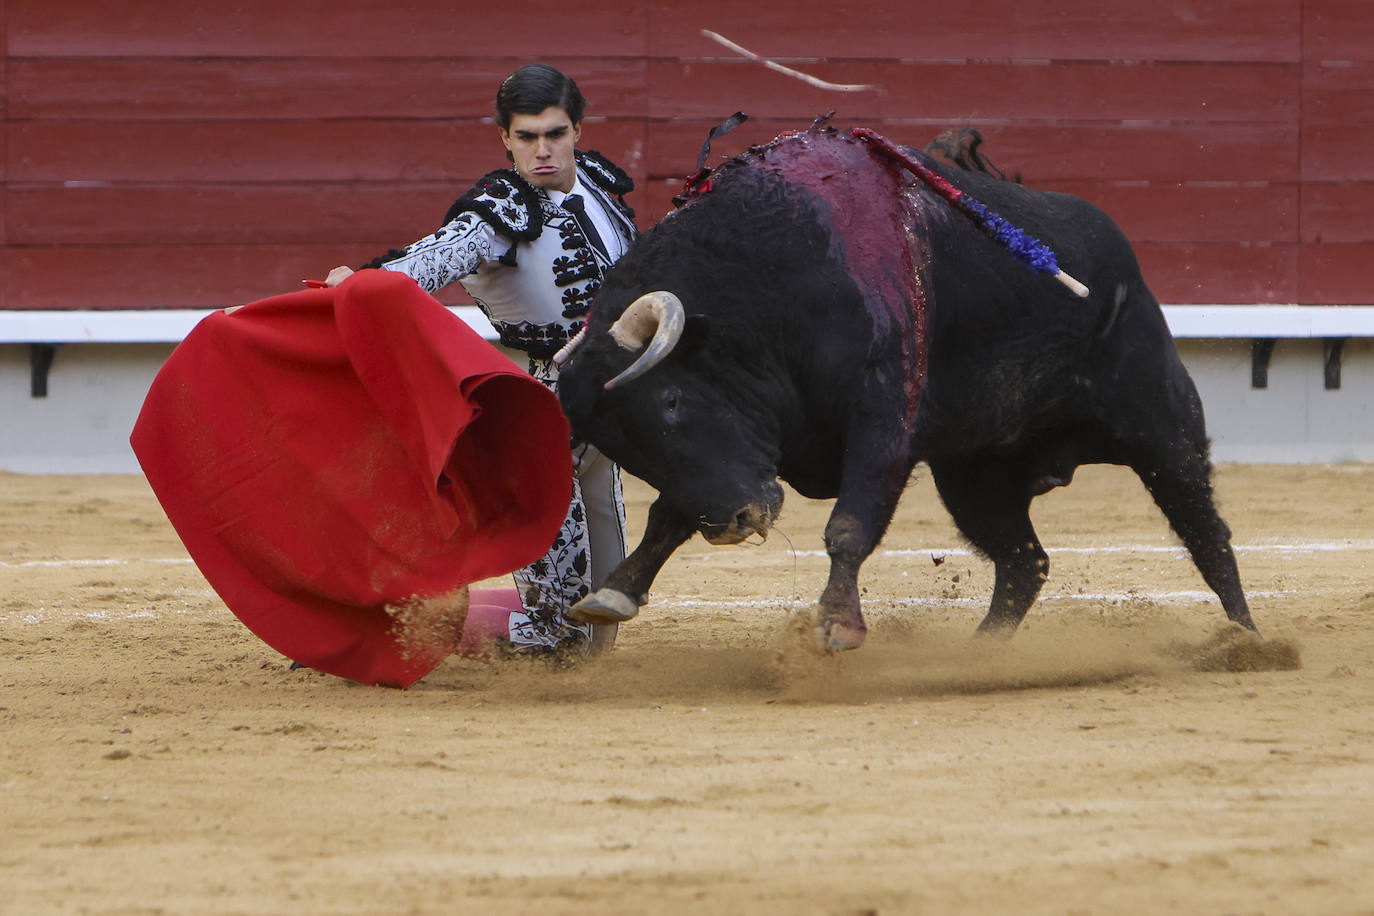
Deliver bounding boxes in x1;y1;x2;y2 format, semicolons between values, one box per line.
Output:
500;106;582;194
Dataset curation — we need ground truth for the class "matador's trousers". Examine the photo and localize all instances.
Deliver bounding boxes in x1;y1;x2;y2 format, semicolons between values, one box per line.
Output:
509;439;628;650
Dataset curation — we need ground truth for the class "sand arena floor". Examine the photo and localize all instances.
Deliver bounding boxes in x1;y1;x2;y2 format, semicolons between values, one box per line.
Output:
3;463;1373;915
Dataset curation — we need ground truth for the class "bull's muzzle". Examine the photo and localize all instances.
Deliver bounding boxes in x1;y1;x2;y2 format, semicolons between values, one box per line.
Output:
703;482;784;545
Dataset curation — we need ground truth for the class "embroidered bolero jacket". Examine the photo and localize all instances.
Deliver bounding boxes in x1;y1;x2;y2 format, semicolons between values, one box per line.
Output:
362;151;636;361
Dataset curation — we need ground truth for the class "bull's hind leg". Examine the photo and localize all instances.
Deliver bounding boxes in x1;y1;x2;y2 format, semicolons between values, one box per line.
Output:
929;455;1049;634
1130;446;1256;631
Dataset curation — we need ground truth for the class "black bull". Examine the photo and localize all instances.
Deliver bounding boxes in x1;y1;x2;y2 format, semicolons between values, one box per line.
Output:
556;123;1256;650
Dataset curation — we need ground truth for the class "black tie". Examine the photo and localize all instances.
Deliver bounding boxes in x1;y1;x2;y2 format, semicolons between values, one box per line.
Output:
563;193;610;261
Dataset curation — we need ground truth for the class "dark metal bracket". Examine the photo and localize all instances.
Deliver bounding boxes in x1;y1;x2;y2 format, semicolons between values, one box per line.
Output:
30;343;59;398
1250;337;1348;390
1324;337;1346;390
1250;338;1275;389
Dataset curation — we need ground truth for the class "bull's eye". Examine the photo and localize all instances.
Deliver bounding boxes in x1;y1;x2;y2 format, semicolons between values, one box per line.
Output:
661;388;681;423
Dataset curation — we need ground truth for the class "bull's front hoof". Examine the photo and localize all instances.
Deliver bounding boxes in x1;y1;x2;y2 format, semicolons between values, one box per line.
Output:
568;589;640;625
818;622;867;652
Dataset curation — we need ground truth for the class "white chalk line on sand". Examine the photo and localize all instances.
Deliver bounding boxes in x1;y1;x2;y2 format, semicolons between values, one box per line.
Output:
798;540;1374;560
4;539;1373;571
661;588;1292;612
5;585;1291;627
0;538;1358;623
1;557;193;568
5;608;202;625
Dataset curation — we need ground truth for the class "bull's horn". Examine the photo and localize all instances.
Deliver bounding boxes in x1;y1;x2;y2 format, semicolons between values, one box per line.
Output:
604;291;685;390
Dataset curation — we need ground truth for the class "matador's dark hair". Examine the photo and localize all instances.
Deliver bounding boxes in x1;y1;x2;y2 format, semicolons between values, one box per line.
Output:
495;64;586;128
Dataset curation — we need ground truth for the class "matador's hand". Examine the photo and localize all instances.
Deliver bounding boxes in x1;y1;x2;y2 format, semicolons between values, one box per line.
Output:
324;265;355;287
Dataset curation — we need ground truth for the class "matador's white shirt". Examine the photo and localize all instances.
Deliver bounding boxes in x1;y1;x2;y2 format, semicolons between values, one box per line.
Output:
362;151;637;370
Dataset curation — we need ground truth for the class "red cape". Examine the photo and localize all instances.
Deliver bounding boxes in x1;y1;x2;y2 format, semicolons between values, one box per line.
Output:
131;270;571;687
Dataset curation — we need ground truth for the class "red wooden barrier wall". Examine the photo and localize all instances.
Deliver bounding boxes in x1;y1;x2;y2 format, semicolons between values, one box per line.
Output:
2;1;1371;311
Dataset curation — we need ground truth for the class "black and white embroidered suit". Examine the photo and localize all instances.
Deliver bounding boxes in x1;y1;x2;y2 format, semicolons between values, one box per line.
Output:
362;151;637;650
